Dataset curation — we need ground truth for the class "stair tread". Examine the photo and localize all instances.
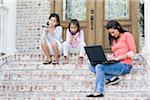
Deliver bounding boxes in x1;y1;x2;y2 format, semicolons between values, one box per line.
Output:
0;53;149;99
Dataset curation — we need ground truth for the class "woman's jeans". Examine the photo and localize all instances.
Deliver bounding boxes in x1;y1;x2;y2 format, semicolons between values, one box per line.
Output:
88;62;132;94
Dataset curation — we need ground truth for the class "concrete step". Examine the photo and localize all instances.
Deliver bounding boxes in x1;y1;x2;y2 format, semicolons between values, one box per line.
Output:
0;91;149;100
0;80;148;92
0;60;147;81
0;53;149;99
0;68;147;81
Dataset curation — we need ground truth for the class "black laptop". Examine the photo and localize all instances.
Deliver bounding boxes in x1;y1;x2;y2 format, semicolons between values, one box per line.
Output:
84;45;120;66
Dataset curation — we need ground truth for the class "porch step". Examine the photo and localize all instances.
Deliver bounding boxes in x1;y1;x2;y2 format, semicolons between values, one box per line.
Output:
0;80;148;92
0;53;149;99
0;91;149;100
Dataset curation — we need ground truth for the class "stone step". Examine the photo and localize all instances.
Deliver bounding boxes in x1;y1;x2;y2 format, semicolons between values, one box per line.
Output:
0;54;148;99
0;80;147;92
0;60;147;82
0;59;144;70
10;53;89;62
0;91;149;100
0;61;90;70
0;68;147;81
0;70;93;81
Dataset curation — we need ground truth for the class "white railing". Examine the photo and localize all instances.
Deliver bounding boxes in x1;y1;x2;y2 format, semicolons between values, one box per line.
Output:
0;3;8;54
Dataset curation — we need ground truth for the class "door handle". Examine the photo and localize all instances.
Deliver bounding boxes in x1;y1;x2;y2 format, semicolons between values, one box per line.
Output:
90;15;94;30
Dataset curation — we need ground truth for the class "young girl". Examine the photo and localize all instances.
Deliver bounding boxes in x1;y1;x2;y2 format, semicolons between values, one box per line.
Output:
41;13;63;65
63;19;86;64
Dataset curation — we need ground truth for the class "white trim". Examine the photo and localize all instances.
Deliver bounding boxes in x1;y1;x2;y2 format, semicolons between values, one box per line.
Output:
142;0;150;54
3;0;17;54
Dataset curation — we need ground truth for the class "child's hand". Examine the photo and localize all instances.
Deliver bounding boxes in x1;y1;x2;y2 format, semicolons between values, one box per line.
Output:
71;35;77;42
42;27;48;33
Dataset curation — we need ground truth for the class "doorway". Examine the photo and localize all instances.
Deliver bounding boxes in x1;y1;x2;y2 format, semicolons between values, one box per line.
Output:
52;0;139;52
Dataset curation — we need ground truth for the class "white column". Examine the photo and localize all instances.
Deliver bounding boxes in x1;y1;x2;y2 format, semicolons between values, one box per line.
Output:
142;0;150;54
3;0;17;54
0;3;8;53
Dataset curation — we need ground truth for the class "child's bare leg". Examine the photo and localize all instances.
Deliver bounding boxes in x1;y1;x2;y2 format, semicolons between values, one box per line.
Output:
51;41;59;64
41;41;51;62
63;56;69;64
78;56;83;64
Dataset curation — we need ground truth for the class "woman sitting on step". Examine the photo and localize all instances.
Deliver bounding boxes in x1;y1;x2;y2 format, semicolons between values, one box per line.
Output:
86;20;136;97
41;13;63;65
63;19;86;64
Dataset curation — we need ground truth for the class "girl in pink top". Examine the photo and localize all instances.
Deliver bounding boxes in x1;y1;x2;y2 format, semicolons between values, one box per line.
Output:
86;20;136;97
63;19;86;64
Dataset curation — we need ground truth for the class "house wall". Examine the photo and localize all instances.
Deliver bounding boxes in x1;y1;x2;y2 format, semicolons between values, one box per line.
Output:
16;0;51;53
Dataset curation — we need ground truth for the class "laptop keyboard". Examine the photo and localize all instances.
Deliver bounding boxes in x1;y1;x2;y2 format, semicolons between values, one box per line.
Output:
101;60;120;64
91;60;120;66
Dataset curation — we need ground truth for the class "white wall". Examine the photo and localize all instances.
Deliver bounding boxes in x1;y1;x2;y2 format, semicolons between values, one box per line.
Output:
142;0;150;54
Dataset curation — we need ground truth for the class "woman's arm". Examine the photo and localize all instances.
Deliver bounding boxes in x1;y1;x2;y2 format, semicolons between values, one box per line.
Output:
125;33;136;57
114;54;128;60
115;33;136;60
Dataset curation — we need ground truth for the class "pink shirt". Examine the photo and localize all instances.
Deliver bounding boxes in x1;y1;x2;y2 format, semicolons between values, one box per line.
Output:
66;29;85;48
112;32;136;65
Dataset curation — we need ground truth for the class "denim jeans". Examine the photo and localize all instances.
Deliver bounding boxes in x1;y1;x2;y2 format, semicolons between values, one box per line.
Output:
88;62;132;94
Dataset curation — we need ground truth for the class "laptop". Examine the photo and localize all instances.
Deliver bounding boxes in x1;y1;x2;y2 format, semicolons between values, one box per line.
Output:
84;45;120;66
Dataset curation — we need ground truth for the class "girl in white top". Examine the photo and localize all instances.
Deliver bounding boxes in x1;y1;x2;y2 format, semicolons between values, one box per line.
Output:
41;13;63;65
63;19;86;64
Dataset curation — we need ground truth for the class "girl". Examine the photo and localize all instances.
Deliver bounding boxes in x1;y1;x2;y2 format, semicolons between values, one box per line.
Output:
86;20;136;97
63;19;86;64
41;13;63;65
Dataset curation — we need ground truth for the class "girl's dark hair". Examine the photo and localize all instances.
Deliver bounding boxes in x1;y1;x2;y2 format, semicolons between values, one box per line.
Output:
47;13;60;27
106;20;127;46
68;19;80;35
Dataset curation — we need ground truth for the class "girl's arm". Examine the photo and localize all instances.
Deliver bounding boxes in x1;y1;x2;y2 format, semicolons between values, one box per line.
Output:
80;30;85;42
41;27;48;41
55;26;63;42
66;29;71;42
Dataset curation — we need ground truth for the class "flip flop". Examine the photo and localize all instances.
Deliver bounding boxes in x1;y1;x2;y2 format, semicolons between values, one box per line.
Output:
43;60;52;65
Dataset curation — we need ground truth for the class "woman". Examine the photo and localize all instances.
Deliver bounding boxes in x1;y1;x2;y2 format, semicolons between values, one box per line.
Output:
86;20;136;97
41;13;63;65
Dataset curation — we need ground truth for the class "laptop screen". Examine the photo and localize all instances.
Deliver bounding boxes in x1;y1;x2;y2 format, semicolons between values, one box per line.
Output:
84;45;107;64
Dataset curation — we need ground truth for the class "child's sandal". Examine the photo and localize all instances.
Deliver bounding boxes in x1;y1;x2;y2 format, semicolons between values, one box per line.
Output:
43;60;52;65
52;59;59;65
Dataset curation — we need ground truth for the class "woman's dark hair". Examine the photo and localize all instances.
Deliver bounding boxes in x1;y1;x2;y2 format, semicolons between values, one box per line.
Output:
106;20;127;46
68;19;80;35
47;13;60;27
